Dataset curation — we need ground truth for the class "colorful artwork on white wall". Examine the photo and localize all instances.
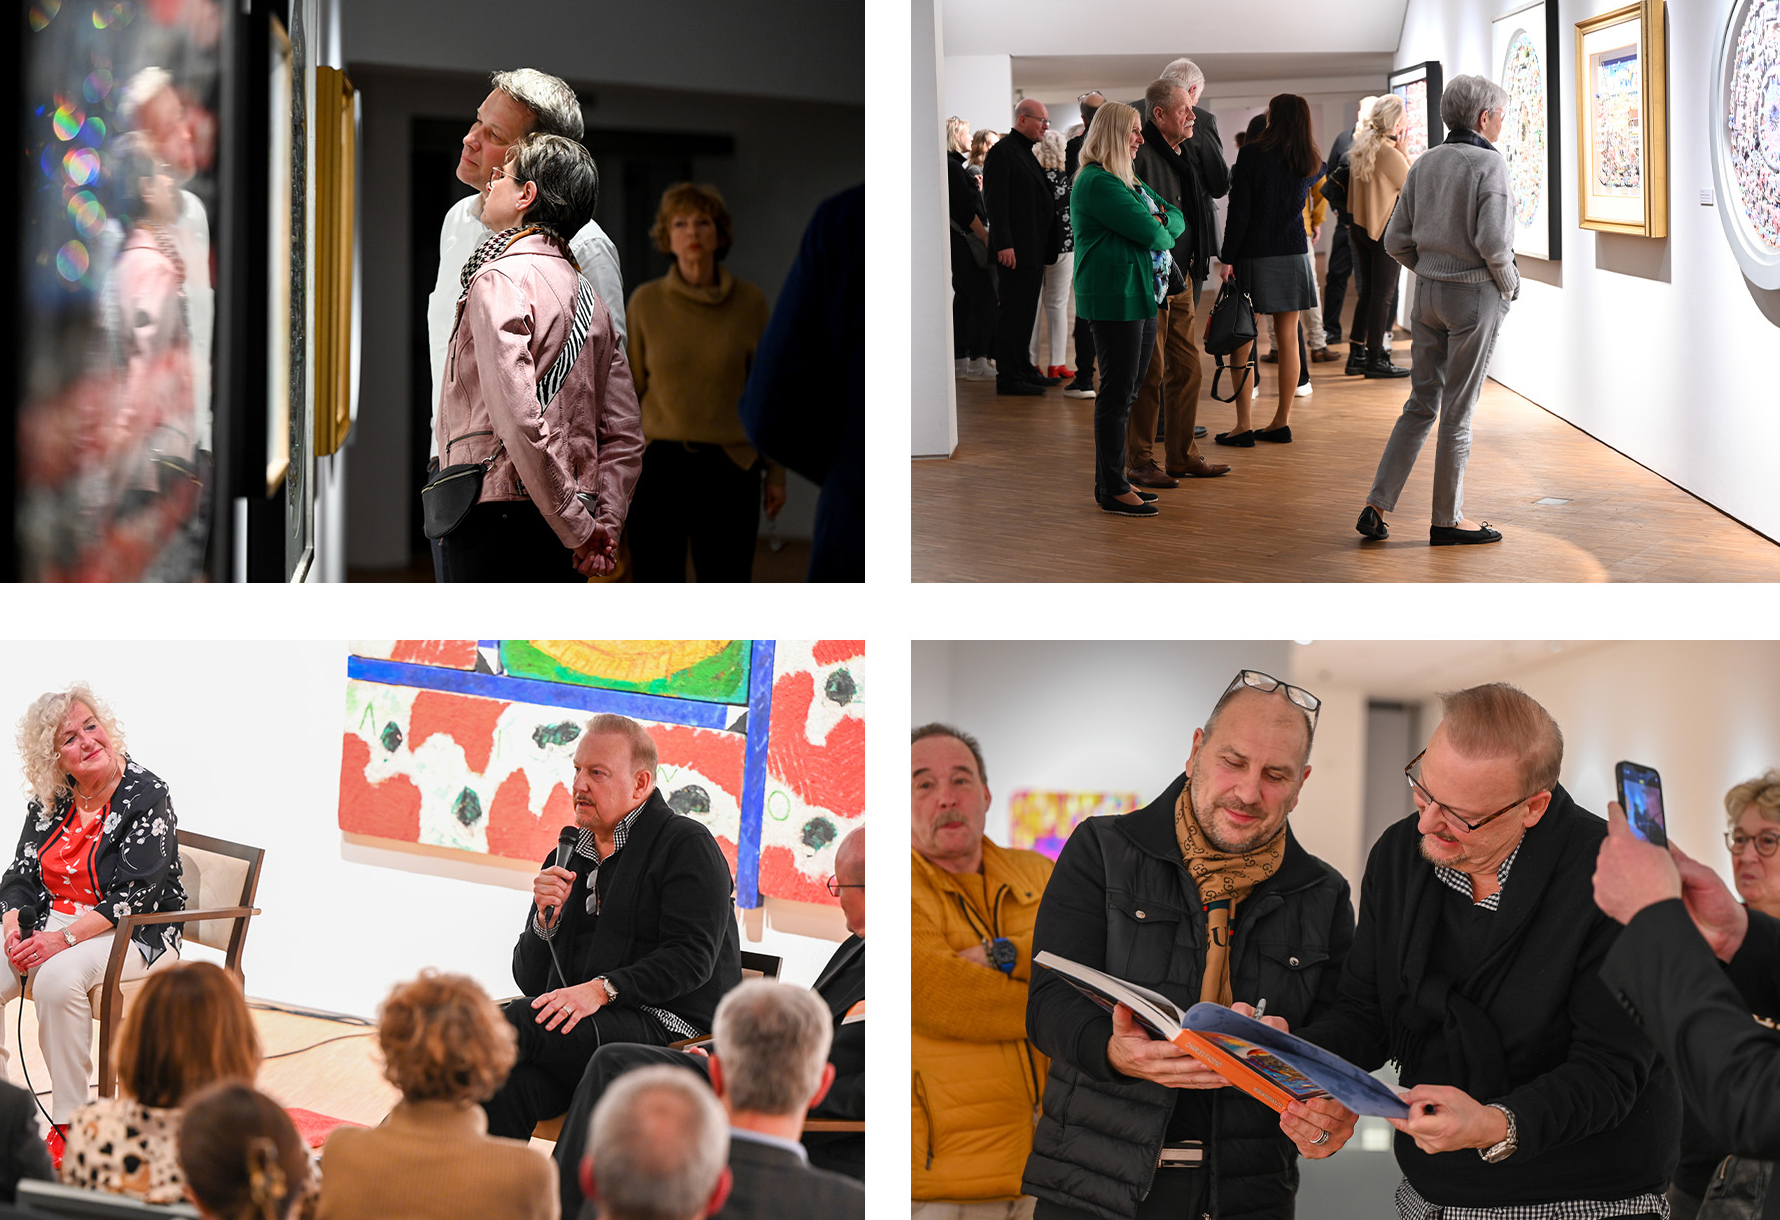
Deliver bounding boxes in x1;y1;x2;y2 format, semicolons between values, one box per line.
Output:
1493;0;1562;260
1389;62;1443;163
1711;0;1780;287
1575;0;1667;237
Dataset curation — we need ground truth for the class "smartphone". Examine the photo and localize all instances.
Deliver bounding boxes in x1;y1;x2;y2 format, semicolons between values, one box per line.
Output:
1614;761;1667;847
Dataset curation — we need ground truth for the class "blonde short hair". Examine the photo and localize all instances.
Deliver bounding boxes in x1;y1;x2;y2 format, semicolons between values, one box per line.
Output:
1437;683;1564;795
1080;102;1141;188
16;685;127;808
1033;129;1066;172
585;714;659;778
1726;770;1780;829
945;116;970;154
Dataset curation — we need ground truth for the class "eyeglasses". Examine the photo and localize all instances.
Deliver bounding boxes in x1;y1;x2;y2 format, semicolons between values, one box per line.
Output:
1078;91;1106;104
1223;670;1321;731
488;164;510;184
825;876;865;898
1727;830;1780;858
1404;748;1541;834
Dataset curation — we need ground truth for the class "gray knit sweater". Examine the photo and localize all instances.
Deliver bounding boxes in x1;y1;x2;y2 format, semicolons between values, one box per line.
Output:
1381;141;1519;300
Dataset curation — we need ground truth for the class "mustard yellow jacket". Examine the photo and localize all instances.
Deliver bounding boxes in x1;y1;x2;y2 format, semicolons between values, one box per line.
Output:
911;841;1054;1201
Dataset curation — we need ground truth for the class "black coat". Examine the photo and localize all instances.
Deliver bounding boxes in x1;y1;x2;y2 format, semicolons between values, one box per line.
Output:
715;1135;864;1220
982;130;1060;264
804;935;865;1178
1021;775;1355;1220
512;788;741;1034
1297;787;1679;1208
0;1082;52;1204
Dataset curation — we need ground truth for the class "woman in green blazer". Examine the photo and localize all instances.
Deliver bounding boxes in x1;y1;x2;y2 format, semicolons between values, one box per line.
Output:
1070;102;1184;517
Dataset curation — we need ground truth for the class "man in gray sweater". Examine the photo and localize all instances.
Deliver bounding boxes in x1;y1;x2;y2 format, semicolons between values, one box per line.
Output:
1354;74;1518;548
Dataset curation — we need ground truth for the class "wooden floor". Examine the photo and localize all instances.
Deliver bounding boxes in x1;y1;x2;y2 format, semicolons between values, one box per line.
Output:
914;322;1780;583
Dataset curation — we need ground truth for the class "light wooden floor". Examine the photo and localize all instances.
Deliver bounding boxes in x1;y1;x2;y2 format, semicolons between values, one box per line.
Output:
915;309;1780;583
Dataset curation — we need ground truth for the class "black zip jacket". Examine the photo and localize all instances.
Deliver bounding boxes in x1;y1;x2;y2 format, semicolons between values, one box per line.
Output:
1022;775;1354;1220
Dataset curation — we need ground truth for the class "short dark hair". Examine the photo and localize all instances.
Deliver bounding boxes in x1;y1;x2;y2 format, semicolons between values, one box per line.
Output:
651;182;735;262
911;723;988;785
178;1082;310;1220
506;132;598;237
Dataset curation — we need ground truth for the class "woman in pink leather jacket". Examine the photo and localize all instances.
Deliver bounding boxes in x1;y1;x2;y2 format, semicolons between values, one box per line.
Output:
432;133;643;581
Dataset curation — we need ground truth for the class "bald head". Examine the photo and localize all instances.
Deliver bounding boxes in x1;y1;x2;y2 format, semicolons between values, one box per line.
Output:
1012;99;1050;141
834;826;865;937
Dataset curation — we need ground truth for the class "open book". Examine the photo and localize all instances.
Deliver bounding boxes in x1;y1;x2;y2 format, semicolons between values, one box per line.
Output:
1034;950;1409;1119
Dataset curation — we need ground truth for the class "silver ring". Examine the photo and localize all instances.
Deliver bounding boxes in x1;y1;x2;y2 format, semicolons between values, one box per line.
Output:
1311;1130;1330;1147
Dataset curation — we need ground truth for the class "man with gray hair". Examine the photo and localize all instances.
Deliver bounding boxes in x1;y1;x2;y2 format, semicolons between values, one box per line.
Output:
1354;74;1520;548
580;1065;733;1220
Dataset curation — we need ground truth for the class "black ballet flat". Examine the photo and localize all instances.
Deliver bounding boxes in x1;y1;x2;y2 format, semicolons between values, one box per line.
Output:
1215;430;1256;448
1129;488;1159;502
1356;505;1388;540
1253;426;1292;443
1098;497;1159;517
1429;521;1503;546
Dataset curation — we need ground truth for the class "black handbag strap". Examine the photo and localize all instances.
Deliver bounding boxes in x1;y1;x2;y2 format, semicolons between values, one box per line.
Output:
1208;352;1256;404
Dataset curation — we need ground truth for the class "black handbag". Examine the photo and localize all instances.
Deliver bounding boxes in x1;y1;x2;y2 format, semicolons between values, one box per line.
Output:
1203;276;1258;404
421;459;491;540
1321;160;1351;213
1698;1156;1776;1220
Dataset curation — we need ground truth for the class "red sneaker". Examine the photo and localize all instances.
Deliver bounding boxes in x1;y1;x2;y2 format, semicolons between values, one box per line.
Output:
46;1123;67;1170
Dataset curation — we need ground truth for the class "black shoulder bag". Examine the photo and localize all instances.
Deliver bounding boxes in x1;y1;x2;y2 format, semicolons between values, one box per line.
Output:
1202;276;1258;404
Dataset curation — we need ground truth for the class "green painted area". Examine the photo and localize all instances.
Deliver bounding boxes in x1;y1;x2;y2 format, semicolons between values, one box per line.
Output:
499;640;751;704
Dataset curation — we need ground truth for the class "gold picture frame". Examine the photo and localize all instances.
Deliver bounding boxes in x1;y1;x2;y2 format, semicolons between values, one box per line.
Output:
1575;0;1667;236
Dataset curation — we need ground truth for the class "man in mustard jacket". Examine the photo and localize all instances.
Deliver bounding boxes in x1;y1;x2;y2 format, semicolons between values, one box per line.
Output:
912;724;1055;1220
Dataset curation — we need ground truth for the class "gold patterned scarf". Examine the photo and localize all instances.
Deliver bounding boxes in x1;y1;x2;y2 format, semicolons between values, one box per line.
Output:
1174;784;1286;1006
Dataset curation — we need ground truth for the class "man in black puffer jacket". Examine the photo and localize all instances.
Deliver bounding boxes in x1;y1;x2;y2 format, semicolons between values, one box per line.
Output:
1022;670;1356;1220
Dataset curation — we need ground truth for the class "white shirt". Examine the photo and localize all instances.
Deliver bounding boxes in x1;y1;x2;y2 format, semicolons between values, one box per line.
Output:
425;191;625;459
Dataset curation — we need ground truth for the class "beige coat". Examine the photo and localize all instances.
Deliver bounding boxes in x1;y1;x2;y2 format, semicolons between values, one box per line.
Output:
1351;140;1411;241
316;1099;557;1220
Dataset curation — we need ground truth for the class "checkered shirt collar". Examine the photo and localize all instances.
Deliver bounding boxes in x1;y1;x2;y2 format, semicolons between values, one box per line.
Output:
576;801;645;864
1395;1176;1667;1220
1433;842;1523;912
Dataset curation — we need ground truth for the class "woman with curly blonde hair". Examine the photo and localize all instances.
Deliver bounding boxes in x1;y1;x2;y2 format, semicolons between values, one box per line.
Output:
1;685;184;1131
315;971;555;1220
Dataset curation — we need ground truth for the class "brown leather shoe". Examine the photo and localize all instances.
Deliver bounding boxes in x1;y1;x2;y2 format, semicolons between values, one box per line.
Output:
1167;455;1232;478
1310;347;1342;363
1126;462;1180;489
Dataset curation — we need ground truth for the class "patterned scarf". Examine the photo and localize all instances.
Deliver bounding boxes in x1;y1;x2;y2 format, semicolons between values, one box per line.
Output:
1137;181;1176;306
1174;783;1286;1006
457;223;577;303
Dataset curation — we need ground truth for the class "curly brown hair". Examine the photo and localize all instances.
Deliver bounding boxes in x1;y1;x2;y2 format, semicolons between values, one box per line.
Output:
650;182;734;262
377;971;516;1104
117;962;262;1109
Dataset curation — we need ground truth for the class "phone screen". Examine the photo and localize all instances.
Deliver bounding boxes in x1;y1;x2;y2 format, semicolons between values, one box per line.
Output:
1615;762;1667;847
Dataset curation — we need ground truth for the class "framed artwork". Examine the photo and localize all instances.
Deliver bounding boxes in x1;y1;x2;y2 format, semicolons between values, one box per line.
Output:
1575;0;1668;237
1493;0;1563;260
1007;790;1140;859
1709;0;1780;288
1389;61;1444;162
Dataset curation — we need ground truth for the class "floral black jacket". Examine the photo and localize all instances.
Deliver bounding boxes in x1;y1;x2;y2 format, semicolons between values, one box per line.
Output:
0;759;185;965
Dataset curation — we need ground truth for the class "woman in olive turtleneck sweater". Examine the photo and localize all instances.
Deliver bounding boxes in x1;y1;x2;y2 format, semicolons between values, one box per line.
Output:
624;183;785;582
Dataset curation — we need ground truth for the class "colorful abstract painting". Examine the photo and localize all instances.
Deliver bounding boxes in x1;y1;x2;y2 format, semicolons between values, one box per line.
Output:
1725;0;1780;251
1007;789;1141;859
1395;79;1430;161
337;641;865;908
1502;31;1547;228
1593;49;1643;192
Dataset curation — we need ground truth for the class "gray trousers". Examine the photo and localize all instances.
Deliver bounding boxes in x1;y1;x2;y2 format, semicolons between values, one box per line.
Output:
1365;277;1511;527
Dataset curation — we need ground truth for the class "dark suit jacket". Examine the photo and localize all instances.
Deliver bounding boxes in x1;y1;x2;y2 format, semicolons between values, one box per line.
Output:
982;130;1060;263
802;936;865;1178
0;1082;52;1204
1127;104;1227;284
715;1135;863;1220
513;788;741;1034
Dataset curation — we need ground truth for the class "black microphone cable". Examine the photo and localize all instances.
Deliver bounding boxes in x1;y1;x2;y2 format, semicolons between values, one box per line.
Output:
11;907;59;1135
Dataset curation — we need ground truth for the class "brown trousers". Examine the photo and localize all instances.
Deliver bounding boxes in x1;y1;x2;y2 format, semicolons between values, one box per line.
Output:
1125;285;1204;472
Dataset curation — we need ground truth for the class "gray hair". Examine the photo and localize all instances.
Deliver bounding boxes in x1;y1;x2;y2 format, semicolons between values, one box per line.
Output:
1145;78;1187;123
1440;74;1509;135
490;68;584;140
1161;58;1205;94
712;981;833;1115
911;723;988;785
505;132;599;238
117;66;174;132
16;685;127;809
1033;129;1066;172
586;1066;728;1220
583;713;658;777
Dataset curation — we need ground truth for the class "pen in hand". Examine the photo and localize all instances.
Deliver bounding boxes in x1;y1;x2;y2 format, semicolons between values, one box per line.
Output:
1253;998;1267;1020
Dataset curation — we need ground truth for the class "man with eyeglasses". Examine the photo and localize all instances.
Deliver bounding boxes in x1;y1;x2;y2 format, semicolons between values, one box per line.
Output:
982;99;1064;396
1293;683;1680;1220
1021;670;1356;1220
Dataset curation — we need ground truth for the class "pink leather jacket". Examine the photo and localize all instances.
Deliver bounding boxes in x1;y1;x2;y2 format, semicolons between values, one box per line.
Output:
436;233;643;548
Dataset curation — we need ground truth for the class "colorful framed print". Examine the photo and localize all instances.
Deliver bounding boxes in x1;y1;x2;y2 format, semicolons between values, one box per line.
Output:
1389;61;1444;162
1575;0;1668;237
1710;0;1780;287
1493;0;1563;260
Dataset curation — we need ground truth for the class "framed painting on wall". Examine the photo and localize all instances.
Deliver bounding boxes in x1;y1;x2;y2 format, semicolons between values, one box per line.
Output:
1709;0;1780;288
1575;0;1667;237
1389;61;1444;162
1493;0;1563;260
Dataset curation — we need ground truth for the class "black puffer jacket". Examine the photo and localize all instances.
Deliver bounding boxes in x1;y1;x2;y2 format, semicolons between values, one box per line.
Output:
1022;775;1354;1220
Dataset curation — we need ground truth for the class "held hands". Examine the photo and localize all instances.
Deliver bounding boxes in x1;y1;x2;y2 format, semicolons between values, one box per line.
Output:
997;248;1017;269
1106;1003;1228;1089
1389;1084;1506;1154
6;930;67;973
532;979;607;1033
573;525;618;579
532;865;575;930
1592;801;1683;925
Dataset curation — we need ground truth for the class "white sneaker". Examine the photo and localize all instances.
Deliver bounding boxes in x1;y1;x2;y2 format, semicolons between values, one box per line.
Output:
963;357;997;380
1294;382;1313;398
1061;383;1096;398
955;358;969;377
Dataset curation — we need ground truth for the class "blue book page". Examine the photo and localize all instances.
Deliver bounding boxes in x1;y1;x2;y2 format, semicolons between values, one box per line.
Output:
1184;1002;1410;1118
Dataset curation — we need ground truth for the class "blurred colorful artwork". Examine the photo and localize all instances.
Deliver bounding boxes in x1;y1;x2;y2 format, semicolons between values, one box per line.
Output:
1008;789;1141;859
1395;79;1430;160
337;641;865;908
1725;0;1780;251
1593;49;1643;191
1502;33;1546;227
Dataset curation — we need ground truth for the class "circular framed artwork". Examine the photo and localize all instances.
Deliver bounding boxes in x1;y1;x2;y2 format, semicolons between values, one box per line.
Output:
1712;0;1780;288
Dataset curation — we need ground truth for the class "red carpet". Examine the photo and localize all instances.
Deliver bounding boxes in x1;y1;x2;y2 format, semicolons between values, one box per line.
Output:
287;1106;367;1149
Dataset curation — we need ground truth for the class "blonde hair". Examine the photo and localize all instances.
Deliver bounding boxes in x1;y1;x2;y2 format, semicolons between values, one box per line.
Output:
1726;770;1780;829
1080;101;1141;188
1437;683;1564;794
1351;93;1405;184
969;129;997;165
16;685;127;808
1033;129;1066;172
945;116;970;155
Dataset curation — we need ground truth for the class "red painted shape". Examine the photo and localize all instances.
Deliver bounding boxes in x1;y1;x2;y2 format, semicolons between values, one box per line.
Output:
486;772;573;862
409;689;508;775
337;735;421;842
812;640;865;665
649;724;745;801
389;640;480;669
758;844;834;905
713;835;740;880
767;672;864;816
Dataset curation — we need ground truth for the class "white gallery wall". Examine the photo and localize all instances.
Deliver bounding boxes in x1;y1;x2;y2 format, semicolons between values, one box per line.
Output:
0;643;846;1019
1398;0;1780;542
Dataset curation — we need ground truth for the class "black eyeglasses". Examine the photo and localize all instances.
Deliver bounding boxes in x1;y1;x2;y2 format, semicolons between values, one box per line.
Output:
1223;670;1321;731
1078;91;1106;103
1404;749;1541;834
825;876;865;898
1727;829;1780;858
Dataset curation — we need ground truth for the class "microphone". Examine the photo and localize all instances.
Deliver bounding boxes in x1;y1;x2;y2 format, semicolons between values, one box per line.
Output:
544;826;578;924
12;905;37;981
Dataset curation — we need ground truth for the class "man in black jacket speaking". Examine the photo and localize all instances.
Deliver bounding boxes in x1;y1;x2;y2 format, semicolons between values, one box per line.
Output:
1296;684;1679;1219
482;712;742;1139
1022;670;1356;1220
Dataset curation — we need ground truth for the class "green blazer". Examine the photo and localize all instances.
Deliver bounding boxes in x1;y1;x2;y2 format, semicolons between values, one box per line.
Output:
1069;164;1184;322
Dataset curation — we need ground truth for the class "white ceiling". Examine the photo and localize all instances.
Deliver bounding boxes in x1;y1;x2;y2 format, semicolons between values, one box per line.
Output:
1289;641;1611;700
1012;51;1398;95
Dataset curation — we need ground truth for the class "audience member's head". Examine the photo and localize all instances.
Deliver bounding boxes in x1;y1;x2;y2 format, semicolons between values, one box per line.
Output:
1161;57;1206;105
1725;769;1780;918
582;1066;731;1220
1241;112;1268;148
1437;682;1564;795
912;723;994;873
1078;101;1142;188
377;970;516;1105
1440;73;1509;136
1077;90;1106;131
497;132;599;238
1254;93;1321;178
1011;98;1050;143
945;115;970;156
969;129;999;165
118;962;261;1110
1144;77;1194;147
177;1082;311;1220
710;981;834;1119
1352;93;1407;180
1354;94;1380;135
833;825;865;938
651;184;734;264
1033;129;1066;172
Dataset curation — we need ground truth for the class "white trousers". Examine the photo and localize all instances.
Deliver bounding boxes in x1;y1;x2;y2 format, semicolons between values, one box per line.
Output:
0;909;150;1123
1029;257;1074;369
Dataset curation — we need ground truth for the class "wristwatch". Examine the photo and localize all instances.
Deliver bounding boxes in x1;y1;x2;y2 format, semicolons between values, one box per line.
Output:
61;929;76;948
598;976;618;1003
1479;1103;1518;1163
986;937;1017;975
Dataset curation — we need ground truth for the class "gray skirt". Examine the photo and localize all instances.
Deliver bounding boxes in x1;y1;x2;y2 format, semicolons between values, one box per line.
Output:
1239;253;1318;313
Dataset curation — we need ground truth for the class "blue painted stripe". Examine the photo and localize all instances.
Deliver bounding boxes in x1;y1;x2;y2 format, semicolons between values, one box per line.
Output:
346;657;737;729
736;640;776;909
